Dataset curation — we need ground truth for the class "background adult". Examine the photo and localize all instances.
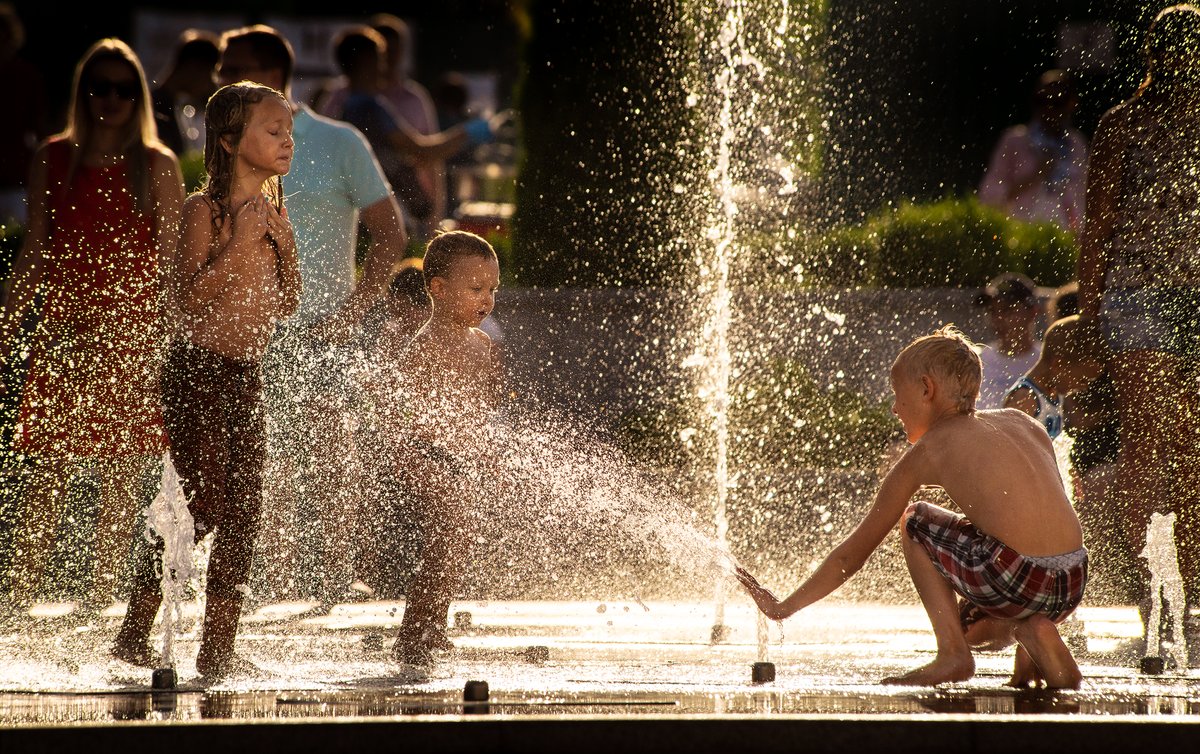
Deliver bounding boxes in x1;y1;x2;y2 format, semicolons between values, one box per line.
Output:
150;28;219;161
978;69;1089;236
1076;3;1200;654
0;2;49;226
0;38;183;610
971;272;1043;410
215;24;408;605
317;14;445;243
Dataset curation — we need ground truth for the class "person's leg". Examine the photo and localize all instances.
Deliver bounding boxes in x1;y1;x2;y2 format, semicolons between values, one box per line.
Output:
305;343;361;605
394;459;466;663
196;358;265;678
964;615;1016;651
90;455;155;607
253;330;304;602
1108;351;1194;618
1012;615;1083;689
111;532;164;666
113;344;212;662
7;457;72;604
882;508;975;685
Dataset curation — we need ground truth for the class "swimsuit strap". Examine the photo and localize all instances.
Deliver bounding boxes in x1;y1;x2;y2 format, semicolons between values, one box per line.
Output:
1008;376;1064;439
1011;376;1061;414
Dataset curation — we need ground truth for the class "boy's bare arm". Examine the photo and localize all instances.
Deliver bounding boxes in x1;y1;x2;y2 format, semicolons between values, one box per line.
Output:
739;446;927;620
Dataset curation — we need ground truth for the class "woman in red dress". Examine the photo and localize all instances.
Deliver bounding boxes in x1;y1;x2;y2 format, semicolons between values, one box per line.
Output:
0;38;183;609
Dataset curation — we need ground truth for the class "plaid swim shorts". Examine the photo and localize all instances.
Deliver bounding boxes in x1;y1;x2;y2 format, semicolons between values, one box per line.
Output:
904;501;1088;631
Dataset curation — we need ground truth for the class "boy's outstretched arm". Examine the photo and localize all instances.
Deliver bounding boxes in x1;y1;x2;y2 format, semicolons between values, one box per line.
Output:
736;446;927;620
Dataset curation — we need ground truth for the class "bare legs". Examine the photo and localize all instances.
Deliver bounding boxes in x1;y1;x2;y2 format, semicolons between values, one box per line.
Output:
90;456;154;607
6;459;70;603
7;455;150;606
1109;351;1200;617
393;458;471;664
886;510;1082;689
882;519;975;685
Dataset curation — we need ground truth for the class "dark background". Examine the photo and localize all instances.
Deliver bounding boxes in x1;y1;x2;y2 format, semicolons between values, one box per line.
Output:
12;0;523;132
6;0;1174;282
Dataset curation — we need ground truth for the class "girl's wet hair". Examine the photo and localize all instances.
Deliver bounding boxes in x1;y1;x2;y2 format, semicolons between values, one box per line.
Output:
202;81;288;218
893;325;983;415
422;230;498;289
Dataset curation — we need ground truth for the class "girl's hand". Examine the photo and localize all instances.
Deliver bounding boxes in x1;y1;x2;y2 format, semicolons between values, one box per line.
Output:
736;567;787;621
264;201;294;253
232;195;271;246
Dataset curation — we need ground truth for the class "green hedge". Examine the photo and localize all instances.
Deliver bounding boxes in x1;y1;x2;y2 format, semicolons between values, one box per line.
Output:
794;195;1078;289
618;356;899;473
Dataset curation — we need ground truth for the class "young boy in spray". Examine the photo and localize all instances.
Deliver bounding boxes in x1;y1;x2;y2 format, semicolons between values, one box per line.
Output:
738;326;1089;689
363;230;503;665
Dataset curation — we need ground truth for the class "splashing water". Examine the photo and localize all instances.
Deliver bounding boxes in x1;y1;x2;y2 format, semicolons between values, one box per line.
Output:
467;407;744;601
1140;511;1188;670
143;453;202;667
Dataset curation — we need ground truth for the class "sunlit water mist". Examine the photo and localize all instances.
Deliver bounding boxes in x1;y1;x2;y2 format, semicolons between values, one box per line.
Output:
473;407;744;597
681;0;816;645
143;453;203;668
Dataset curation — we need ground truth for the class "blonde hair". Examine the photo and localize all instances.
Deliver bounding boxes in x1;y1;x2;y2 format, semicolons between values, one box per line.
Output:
893;325;982;415
61;38;160;214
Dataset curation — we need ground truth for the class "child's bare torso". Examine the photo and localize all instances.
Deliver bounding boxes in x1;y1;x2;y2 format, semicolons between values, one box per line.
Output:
913;408;1083;557
186;201;287;360
400;327;500;452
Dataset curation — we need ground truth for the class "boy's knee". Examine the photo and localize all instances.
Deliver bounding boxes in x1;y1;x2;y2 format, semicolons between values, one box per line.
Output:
899;501;926;536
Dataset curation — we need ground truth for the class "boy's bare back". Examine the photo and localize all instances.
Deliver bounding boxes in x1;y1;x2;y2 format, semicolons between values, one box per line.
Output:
897;407;1082;557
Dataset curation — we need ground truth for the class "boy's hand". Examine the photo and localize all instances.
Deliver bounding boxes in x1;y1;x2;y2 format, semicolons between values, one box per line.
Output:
736;567;787;621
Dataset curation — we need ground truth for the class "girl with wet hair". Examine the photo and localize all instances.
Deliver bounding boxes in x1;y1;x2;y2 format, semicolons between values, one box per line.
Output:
112;81;300;680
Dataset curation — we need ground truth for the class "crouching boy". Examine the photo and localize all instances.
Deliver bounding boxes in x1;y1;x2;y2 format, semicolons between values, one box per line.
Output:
738;325;1088;688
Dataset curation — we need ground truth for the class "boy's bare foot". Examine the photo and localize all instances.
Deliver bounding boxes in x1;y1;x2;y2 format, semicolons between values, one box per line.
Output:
1013;615;1082;689
881;653;975;686
1006;644;1045;688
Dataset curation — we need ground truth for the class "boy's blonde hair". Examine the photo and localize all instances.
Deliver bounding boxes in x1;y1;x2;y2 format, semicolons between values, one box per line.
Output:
893;325;983;414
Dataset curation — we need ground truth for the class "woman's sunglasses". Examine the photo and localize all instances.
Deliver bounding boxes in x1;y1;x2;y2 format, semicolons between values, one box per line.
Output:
85;79;140;100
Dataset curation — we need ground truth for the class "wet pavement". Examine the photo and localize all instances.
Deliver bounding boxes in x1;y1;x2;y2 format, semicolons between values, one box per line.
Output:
1;599;1198;752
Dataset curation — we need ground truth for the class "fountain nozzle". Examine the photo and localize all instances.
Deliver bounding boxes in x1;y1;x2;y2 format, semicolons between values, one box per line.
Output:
751;661;775;684
151;667;177;690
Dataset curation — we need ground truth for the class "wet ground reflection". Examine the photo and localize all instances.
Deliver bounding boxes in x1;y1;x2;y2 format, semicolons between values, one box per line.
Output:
1;601;1198;726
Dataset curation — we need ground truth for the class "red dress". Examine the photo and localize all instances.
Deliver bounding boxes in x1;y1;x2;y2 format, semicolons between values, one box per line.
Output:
14;138;166;458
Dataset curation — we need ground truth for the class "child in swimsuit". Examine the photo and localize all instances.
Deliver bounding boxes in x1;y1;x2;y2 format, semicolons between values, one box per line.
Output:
1004;314;1108;439
738;325;1089;689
